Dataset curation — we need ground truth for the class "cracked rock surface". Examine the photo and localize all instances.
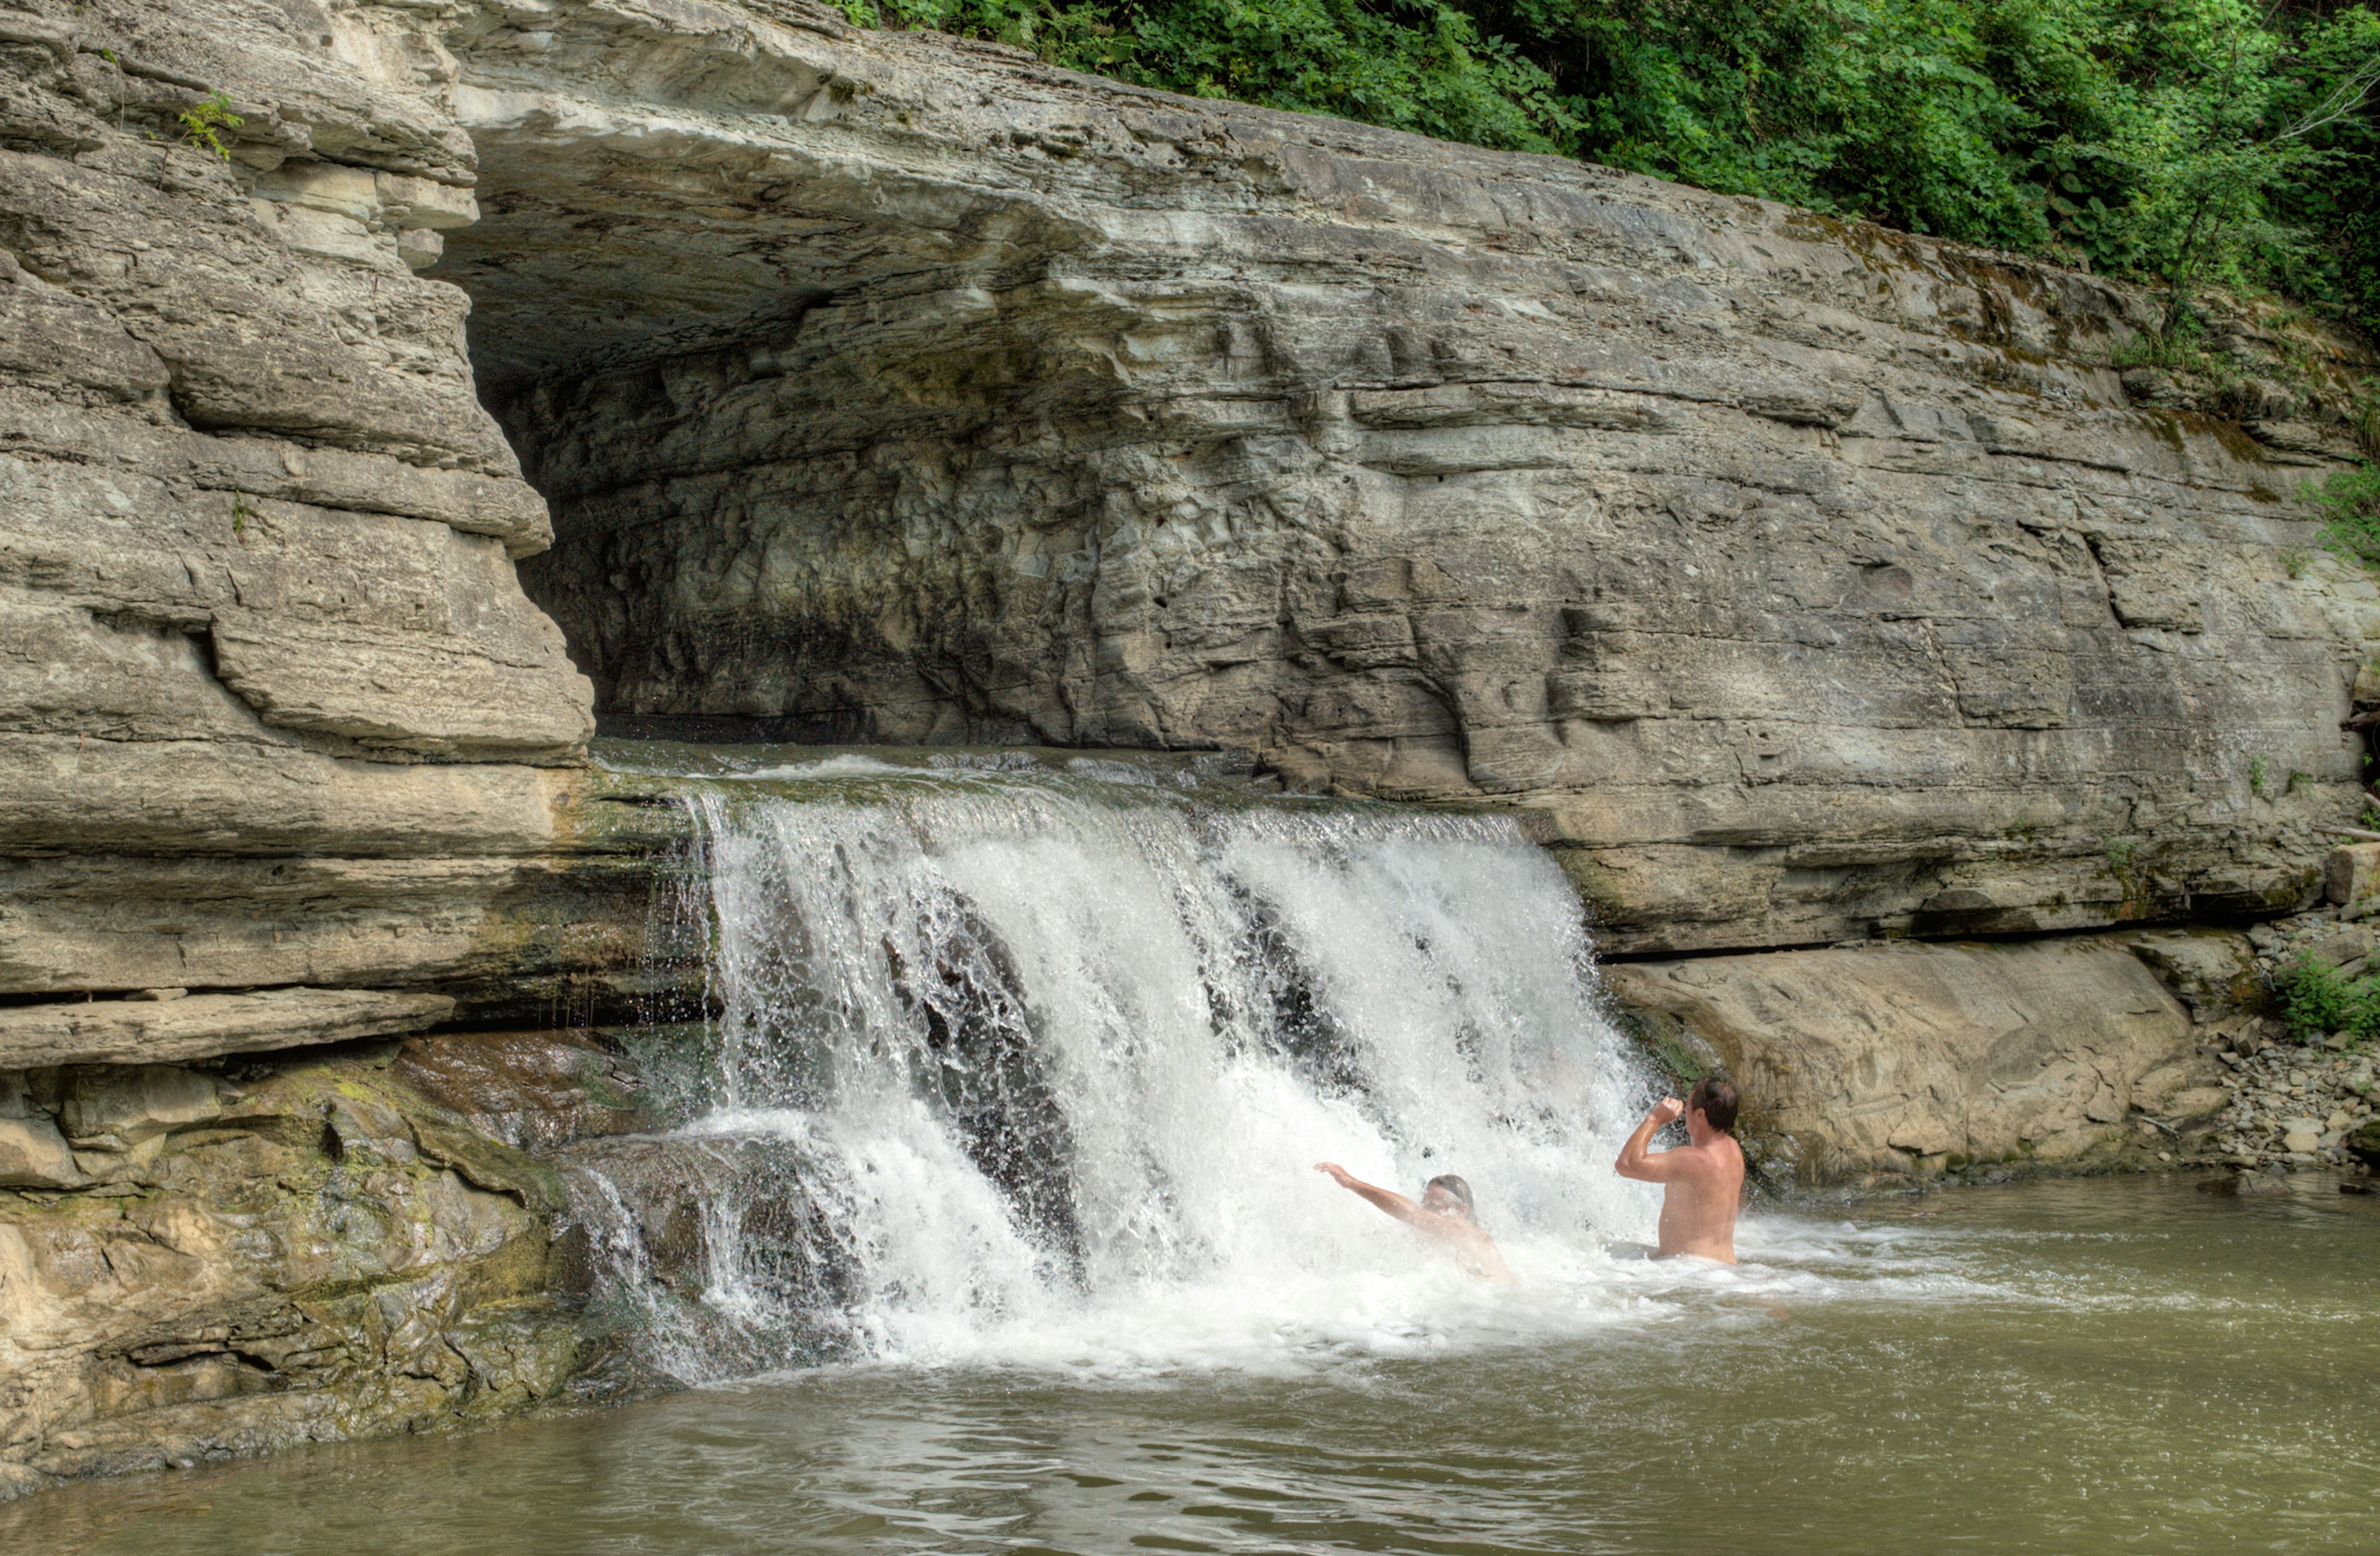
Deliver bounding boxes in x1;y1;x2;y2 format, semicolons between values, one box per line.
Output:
0;1040;640;1498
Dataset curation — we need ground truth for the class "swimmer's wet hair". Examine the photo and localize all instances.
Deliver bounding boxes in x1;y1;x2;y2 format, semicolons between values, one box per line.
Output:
1425;1174;1474;1216
1688;1076;1740;1134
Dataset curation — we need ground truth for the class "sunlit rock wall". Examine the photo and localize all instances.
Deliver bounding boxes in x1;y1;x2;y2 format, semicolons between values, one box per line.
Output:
452;1;2379;954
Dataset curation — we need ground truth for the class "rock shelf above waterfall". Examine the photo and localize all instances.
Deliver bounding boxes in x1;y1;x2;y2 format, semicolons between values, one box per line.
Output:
436;0;2378;952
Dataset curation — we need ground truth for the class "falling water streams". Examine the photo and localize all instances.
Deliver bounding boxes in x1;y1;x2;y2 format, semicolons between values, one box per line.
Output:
11;748;2379;1555
571;748;1660;1381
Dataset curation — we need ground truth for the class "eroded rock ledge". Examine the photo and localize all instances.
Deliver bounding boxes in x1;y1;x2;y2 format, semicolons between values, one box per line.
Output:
436;0;2374;953
0;1030;656;1501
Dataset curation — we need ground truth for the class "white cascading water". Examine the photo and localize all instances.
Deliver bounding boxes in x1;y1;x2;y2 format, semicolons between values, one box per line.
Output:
571;757;1665;1381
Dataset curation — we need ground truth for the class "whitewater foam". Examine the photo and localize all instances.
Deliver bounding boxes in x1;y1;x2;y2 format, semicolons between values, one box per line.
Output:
569;764;1751;1382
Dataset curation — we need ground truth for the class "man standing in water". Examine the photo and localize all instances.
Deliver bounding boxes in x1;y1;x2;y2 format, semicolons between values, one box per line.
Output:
1615;1076;1745;1262
1313;1162;1518;1284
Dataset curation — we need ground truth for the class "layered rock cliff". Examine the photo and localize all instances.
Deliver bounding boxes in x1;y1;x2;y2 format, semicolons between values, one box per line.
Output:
451;0;2374;954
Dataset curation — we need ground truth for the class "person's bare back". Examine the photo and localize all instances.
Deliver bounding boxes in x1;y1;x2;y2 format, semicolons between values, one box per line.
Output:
1613;1076;1745;1262
1313;1162;1518;1283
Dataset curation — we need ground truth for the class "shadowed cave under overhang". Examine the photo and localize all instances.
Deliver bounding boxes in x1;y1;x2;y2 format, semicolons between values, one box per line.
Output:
438;115;1343;756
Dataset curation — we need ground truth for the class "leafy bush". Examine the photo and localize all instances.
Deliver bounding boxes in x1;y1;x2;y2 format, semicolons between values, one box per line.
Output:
2277;948;2380;1043
855;0;2380;337
2308;460;2380;564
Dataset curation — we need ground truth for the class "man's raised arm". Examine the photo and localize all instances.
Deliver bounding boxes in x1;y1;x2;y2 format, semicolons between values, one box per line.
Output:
1314;1162;1435;1231
1615;1098;1688;1182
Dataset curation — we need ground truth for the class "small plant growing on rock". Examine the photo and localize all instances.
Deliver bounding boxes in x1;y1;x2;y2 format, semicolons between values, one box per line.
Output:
2280;544;2311;578
177;90;240;162
231;492;250;536
2278;951;2380;1045
2250;753;2272;796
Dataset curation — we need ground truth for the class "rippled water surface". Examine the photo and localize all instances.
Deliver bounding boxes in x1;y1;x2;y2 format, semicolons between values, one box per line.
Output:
14;1175;2376;1556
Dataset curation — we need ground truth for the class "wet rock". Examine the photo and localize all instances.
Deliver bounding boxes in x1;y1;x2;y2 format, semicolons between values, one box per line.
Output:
2346;1121;2380;1168
0;1049;580;1488
392;1032;648;1151
553;1133;852;1379
2201;1170;2293;1196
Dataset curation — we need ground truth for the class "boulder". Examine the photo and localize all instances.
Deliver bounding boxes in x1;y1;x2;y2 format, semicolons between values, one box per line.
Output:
2326;844;2380;907
1603;935;2219;1181
0;1113;79;1188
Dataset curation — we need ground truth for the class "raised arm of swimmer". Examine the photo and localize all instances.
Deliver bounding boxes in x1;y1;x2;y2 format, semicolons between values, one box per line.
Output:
1314;1162;1517;1284
1614;1077;1746;1262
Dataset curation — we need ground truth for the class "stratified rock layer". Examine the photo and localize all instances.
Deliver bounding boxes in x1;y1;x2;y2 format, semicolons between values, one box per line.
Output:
0;0;599;1023
444;1;2376;952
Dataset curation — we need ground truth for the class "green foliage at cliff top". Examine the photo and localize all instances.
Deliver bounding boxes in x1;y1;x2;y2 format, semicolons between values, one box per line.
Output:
845;0;2380;340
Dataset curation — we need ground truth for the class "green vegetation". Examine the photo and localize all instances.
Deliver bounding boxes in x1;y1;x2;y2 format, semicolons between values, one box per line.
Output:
2278;948;2380;1043
2250;752;2272;795
2308;458;2380;562
177;89;241;161
851;0;2380;338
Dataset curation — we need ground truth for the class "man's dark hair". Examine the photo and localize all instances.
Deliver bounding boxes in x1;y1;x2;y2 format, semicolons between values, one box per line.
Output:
1425;1174;1474;1215
1688;1076;1740;1134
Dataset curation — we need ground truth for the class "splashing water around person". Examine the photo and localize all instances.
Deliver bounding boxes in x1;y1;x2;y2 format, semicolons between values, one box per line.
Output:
566;759;1664;1381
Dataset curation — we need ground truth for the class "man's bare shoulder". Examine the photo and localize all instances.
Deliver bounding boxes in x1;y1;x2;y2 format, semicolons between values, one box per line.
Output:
1671;1139;1743;1177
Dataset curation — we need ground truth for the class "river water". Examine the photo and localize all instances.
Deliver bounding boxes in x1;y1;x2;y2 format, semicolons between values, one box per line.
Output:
9;748;2376;1551
12;1177;2376;1554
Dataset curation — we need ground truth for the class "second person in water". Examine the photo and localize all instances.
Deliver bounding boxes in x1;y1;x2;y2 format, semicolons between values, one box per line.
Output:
1312;1160;1518;1283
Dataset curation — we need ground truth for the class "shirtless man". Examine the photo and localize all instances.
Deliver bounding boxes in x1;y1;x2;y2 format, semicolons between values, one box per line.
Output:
1614;1076;1745;1262
1313;1162;1518;1284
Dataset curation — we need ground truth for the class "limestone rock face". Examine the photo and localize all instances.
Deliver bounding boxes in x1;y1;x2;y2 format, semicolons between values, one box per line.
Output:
0;1050;585;1493
0;989;454;1069
1603;936;2228;1180
425;1;2374;952
0;0;595;1014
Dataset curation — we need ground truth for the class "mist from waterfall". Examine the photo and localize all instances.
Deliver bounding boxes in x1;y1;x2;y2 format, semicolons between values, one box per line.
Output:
571;755;1663;1382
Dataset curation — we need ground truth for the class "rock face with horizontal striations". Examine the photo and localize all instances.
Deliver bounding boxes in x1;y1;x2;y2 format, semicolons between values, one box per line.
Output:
0;0;602;1026
437;0;2371;954
0;988;454;1069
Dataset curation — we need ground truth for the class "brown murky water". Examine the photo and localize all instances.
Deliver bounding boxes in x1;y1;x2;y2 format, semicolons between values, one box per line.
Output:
9;1174;2376;1555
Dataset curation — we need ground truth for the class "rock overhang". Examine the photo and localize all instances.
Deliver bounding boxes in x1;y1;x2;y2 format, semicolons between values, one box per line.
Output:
401;1;2380;953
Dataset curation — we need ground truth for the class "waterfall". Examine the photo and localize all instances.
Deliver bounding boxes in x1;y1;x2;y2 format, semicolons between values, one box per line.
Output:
565;756;1657;1381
